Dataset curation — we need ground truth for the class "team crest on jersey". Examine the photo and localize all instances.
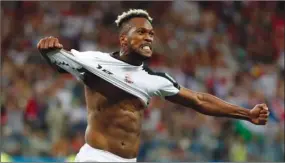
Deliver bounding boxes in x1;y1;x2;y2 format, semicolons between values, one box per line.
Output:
125;73;133;84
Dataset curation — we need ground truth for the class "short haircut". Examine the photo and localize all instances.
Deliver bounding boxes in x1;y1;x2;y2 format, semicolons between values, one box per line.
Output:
115;9;153;29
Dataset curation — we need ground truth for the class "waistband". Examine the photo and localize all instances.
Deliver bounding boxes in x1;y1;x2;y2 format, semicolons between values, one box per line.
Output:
79;143;137;162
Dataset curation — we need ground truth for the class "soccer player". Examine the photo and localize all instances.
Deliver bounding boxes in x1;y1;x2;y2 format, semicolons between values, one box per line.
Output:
37;9;270;162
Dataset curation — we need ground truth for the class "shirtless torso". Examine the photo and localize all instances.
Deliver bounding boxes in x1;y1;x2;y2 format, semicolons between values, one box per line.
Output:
84;73;144;158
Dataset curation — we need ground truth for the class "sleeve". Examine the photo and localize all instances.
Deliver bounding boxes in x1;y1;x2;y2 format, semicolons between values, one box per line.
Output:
155;73;181;97
41;49;86;82
40;49;67;73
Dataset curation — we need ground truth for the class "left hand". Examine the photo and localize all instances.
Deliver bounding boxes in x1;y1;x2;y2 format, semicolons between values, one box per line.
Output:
249;103;270;125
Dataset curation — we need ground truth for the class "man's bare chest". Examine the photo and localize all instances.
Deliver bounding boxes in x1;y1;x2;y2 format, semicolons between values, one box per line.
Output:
85;74;145;108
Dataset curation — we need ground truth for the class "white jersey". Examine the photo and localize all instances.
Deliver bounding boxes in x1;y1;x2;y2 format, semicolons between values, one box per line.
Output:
44;49;180;106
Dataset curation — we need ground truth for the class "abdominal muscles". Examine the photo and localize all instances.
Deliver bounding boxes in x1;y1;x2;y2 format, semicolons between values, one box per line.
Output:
84;84;145;159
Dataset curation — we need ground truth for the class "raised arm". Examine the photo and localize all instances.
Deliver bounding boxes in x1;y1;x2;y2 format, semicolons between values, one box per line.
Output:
37;36;96;87
165;87;270;125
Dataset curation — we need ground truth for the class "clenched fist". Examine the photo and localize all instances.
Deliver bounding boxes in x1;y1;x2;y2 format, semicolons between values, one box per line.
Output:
249;103;270;125
37;36;63;53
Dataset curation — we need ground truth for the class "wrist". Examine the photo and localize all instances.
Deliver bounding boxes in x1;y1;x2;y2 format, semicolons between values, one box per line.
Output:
233;106;251;121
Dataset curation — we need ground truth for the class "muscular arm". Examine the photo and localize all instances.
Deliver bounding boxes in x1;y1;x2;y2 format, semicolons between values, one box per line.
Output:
165;87;251;121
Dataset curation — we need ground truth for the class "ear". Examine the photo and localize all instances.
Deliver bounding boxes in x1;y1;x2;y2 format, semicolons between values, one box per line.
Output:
119;34;127;47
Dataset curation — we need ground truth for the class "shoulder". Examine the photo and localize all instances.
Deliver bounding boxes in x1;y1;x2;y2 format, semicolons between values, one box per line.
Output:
142;65;180;89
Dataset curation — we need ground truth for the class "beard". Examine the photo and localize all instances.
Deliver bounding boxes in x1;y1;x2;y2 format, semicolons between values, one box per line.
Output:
127;45;152;62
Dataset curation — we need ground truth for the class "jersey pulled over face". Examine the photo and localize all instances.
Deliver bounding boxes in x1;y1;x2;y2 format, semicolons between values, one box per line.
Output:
125;17;155;59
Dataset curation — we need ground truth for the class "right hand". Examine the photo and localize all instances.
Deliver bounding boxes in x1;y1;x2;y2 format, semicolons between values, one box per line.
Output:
37;36;63;53
249;103;270;125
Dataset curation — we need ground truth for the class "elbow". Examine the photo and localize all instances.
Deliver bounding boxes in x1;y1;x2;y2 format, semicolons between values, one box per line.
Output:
193;93;211;115
195;92;204;108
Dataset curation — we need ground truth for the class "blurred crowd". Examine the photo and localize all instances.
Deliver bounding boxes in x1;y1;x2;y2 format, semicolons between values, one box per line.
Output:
1;1;284;162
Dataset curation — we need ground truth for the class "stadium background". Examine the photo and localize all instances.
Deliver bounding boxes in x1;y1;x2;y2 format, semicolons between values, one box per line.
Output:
1;1;284;162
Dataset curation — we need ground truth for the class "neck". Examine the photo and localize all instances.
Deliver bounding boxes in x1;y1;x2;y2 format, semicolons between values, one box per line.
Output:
118;51;143;66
